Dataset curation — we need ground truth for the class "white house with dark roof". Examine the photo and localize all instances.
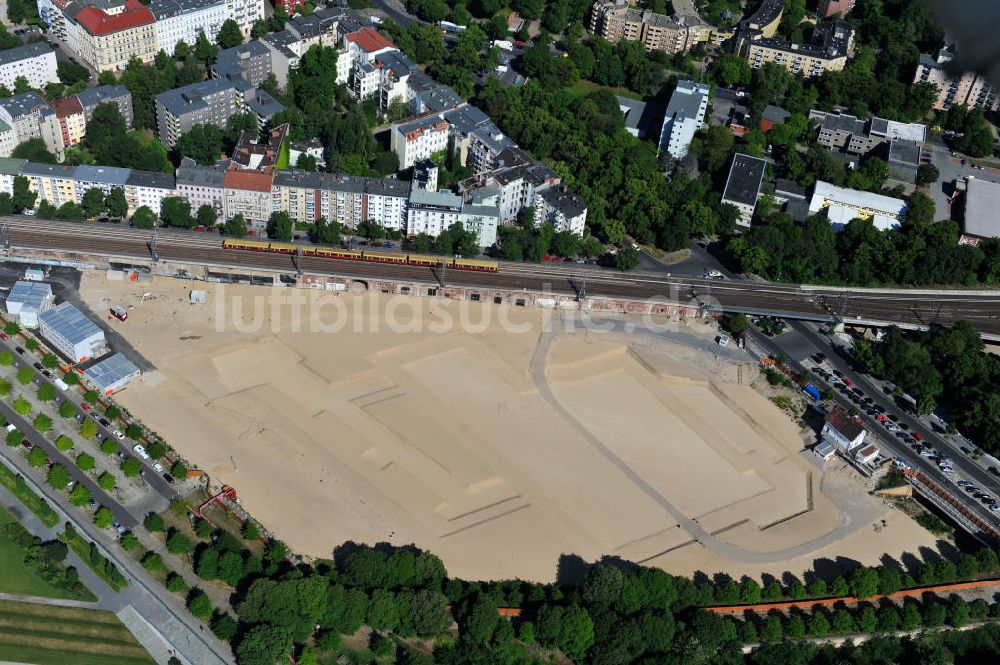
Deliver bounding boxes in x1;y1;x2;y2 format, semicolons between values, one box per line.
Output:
721;153;767;227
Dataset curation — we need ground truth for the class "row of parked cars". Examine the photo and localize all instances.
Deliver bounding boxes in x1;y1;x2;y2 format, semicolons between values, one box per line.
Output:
957;479;999;512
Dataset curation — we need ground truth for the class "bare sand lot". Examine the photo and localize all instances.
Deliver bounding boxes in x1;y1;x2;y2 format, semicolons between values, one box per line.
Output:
80;273;939;582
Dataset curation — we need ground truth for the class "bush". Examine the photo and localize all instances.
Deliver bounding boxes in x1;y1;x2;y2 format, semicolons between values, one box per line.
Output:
54;435;73;452
27;447;47;468
68;483;91;507
120;532;139;550
0;379;10;397
80;419;99;440
211;611;238;641
147;441;166;459
171;460;188;477
62;371;79;385
13;396;31;415
59;401;76;418
76;452;94;471
194;519;213;539
166;571;188;593
93;506;114;528
169;500;188;517
0;350;14;366
5;429;20;447
125;424;142;439
187;590;213;620
4;321;19;335
242;521;260;541
25;339;37;351
46;464;71;489
104;405;120;420
33;414;52;433
16;366;33;385
144;513;165;532
83;390;98;404
99;438;116;455
97;472;116;490
121;458;141;477
166;530;193;555
41;353;58;369
141;551;164;571
36;383;56;401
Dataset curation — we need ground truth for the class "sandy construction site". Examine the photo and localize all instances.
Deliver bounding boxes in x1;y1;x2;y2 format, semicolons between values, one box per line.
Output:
80;272;939;582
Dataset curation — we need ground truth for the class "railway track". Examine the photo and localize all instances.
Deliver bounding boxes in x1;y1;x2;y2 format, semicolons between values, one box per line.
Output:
5;216;1000;336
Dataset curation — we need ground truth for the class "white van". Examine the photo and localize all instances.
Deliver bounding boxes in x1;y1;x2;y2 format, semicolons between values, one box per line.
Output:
132;444;150;460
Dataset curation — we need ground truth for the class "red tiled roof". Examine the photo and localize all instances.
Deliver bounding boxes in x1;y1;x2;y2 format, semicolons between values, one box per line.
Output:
826;408;865;441
49;95;83;118
224;170;273;193
75;0;154;37
345;28;395;54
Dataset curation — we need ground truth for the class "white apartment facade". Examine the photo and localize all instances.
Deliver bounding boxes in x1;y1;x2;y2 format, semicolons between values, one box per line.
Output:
150;0;226;56
659;80;709;159
390;114;450;170
0;42;58;92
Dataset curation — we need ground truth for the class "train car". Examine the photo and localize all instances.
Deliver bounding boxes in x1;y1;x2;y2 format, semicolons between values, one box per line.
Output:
313;247;363;261
223;238;271;252
267;242;301;254
454;257;500;272
406;253;452;268
362;250;408;264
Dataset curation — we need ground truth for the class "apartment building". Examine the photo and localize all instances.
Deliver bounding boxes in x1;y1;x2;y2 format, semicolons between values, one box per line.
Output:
149;0;225;57
0;158;25;195
587;0;712;54
0;42;58;91
535;186;587;236
224;0;264;37
444;104;514;174
0;92;64;160
175;157;225;213
741;0;783;38
818;0;855;18
49;95;87;147
212;40;272;89
124;169;175;215
260;30;301;89
738;21;854;78
406;186;464;238
273;170;408;230
21;162;79;207
390;114;450;170
73;164;130;202
154;79;242;148
351;49;415;105
477;147;561;222
721;153;767;227
810;109;927;155
659;80;709;159
63;0;157;73
77;85;133;126
286;7;349;51
913;53;999;111
219;124;287;229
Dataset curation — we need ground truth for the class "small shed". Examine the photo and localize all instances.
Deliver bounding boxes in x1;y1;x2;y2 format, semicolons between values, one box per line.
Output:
5;280;53;328
84;353;140;394
814;440;836;461
190;290;208;304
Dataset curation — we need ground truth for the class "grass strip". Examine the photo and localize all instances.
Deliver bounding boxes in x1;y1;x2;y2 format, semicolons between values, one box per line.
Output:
59;526;128;592
0;459;59;527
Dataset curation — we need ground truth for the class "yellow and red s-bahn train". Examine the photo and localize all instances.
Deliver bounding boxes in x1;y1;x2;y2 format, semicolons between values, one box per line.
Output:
222;238;500;272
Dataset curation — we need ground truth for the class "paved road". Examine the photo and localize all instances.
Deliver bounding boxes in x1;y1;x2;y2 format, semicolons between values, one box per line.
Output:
370;0;421;26
924;136;1000;218
528;313;888;565
762;320;1000;534
0;437;232;664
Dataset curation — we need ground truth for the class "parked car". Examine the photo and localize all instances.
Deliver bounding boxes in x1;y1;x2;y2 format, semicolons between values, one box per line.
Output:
132;444;150;460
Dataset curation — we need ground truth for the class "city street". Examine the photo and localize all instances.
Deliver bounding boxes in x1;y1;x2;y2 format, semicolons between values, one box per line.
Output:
752;319;1000;535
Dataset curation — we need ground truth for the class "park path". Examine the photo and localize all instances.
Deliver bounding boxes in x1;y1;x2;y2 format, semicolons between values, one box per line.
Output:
527;314;886;566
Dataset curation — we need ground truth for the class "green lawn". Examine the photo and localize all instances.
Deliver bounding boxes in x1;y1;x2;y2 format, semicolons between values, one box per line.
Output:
565;79;644;100
0;461;60;527
0;505;86;600
0;599;154;665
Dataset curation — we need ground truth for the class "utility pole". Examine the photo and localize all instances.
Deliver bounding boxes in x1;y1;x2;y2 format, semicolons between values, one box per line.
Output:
147;231;158;262
0;222;9;261
577;274;586;301
293;247;303;275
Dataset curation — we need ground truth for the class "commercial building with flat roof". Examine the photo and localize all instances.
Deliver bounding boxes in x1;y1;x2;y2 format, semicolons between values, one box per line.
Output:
808;180;906;231
84;352;140;394
721;153;767;227
38;301;106;362
5;280;53;328
888;139;921;184
962;177;1000;240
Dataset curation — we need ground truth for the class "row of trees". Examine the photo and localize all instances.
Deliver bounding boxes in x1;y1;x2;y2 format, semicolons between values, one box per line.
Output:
852;321;1000;453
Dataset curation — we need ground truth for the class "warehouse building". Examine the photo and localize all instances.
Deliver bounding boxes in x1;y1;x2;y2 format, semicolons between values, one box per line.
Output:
5;280;53;328
808;180;906;231
38;302;106;363
84;352;140;394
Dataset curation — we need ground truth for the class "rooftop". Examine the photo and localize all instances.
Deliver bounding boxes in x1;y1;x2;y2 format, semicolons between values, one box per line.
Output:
0;157;25;175
811;109;867;135
812;180;906;213
74;164;131;185
345;27;396;54
74;0;154;36
722;153;767;207
83;352;140;390
49;95;84;119
539;186;588;218
665;80;709;122
156;79;236;117
126;169;175;189
888;139;921;166
38;302;104;345
6;280;52;310
0;41;53;68
75;85;129;110
148;0;223;20
244;89;283;119
964;177;1000;238
409;187;464;210
21;162;77;179
761;104;791;123
826;408;865;441
176;157;225;189
0;92;53;119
